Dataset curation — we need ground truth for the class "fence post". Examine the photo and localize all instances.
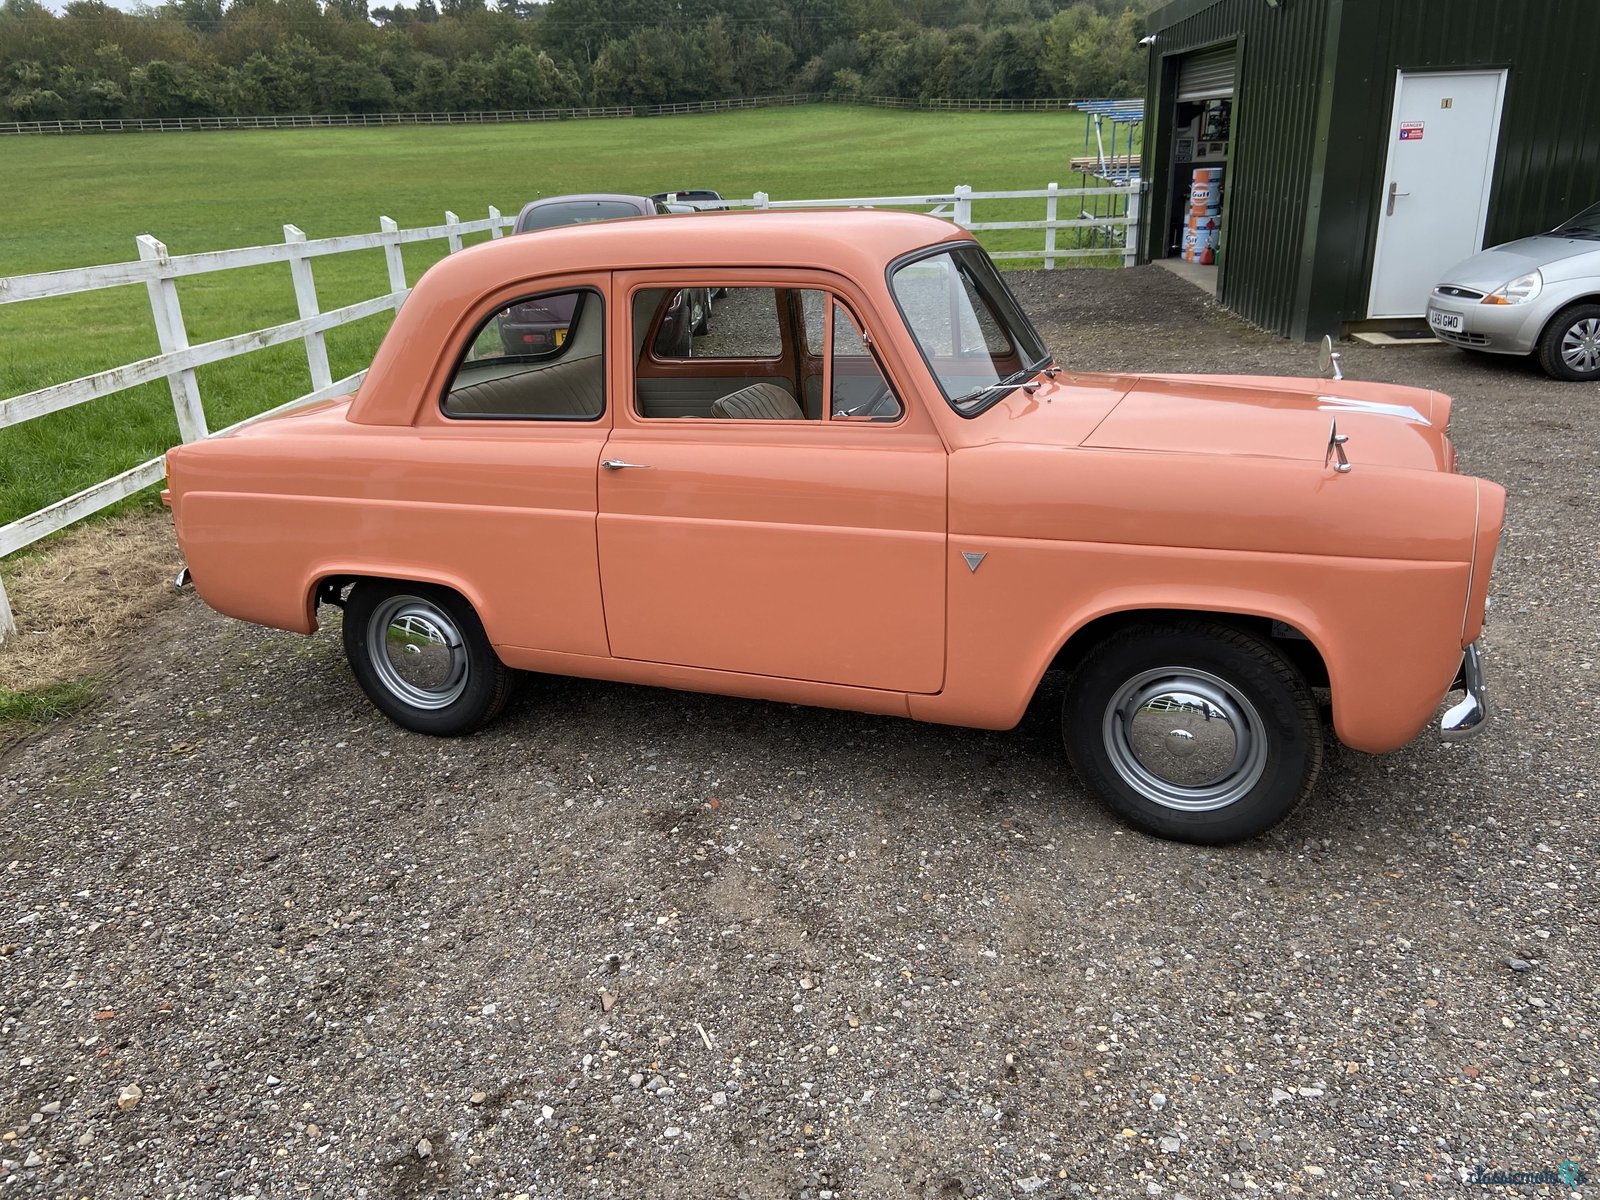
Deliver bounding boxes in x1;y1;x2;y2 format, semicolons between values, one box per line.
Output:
445;211;462;254
488;205;503;239
379;216;408;299
283;225;332;394
1123;185;1143;268
1044;181;1059;271
953;184;973;228
753;191;769;210
0;570;14;643
137;235;208;444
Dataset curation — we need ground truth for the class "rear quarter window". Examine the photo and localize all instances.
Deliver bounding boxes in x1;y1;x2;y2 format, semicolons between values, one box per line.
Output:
442;288;605;420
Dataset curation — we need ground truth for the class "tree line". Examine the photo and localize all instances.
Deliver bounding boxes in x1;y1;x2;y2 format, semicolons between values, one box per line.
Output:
0;0;1158;122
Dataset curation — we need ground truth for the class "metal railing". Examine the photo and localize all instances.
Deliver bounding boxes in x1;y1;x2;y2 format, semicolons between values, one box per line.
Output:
0;178;1141;636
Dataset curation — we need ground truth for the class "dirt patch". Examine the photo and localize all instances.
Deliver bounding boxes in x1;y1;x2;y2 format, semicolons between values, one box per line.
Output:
0;510;181;714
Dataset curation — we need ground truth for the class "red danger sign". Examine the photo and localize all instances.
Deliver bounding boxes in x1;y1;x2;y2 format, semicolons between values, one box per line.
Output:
1399;122;1425;141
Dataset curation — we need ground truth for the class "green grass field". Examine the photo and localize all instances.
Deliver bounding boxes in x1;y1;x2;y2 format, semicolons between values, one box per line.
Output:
0;104;1136;530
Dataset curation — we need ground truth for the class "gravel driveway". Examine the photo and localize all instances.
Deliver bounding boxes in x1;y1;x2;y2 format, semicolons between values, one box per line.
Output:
3;266;1597;1199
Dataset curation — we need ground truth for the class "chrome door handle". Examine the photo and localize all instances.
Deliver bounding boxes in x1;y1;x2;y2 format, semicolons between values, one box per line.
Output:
1386;181;1411;217
601;459;652;470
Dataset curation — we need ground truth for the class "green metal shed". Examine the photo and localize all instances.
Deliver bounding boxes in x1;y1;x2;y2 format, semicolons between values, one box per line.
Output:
1140;0;1600;339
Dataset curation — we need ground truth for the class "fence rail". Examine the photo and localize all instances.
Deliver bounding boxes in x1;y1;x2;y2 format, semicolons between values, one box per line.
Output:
0;178;1140;638
733;181;1141;267
0;204;519;637
1;92;1107;136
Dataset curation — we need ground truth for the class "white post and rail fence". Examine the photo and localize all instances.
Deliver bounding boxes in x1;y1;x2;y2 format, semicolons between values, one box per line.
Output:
0;180;1141;640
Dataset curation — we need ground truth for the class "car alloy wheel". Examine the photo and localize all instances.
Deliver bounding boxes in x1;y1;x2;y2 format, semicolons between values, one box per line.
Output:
342;580;513;735
1560;317;1600;374
367;594;470;711
1101;667;1269;812
1061;619;1323;844
1537;303;1600;381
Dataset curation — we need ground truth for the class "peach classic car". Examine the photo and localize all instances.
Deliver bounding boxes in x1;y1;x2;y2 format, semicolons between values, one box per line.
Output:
163;210;1503;844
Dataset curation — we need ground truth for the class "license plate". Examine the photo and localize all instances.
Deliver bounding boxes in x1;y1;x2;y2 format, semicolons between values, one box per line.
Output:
555;327;568;346
1429;310;1463;333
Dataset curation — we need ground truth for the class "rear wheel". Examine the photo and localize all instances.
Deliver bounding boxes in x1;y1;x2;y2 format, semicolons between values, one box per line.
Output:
1536;302;1600;381
1062;620;1324;844
342;580;513;735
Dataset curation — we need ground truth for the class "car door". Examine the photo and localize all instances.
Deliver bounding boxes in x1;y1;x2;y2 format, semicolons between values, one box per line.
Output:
597;272;948;694
413;274;613;657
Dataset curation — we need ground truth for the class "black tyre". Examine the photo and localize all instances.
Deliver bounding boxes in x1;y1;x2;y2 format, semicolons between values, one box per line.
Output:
342;580;513;736
1536;302;1600;381
1062;620;1324;844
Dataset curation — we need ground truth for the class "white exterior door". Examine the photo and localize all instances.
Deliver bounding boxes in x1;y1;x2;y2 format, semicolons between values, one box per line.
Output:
1367;70;1507;318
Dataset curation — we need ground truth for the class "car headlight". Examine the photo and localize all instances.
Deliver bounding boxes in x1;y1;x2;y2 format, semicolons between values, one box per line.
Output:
1482;270;1543;305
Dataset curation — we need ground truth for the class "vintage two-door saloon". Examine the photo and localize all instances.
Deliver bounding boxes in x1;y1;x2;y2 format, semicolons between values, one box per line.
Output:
164;211;1503;844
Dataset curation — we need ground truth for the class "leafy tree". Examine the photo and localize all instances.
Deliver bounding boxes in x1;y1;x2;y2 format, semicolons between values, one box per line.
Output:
130;57;221;114
0;0;1156;123
737;31;793;96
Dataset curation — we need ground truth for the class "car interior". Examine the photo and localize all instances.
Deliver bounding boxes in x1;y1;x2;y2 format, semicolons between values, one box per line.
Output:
443;289;605;420
633;285;901;422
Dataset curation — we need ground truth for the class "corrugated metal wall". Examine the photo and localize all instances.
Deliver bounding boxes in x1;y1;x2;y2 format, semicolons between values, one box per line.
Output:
1145;0;1600;339
1317;0;1600;330
1144;0;1334;336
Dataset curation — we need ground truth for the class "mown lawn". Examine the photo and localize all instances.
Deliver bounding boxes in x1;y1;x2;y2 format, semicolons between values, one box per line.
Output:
0;103;1137;529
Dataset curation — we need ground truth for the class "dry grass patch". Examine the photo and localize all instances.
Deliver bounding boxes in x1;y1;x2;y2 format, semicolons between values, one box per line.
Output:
0;511;181;738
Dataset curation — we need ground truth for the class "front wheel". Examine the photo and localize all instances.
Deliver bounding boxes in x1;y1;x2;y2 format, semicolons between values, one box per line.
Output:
342;580;513;736
1062;621;1324;844
1536;302;1600;381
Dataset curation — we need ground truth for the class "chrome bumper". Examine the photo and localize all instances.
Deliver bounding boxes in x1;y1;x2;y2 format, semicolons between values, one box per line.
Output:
1440;642;1488;742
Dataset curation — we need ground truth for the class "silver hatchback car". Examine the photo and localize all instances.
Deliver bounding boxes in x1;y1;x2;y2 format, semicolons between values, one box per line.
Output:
1426;201;1600;381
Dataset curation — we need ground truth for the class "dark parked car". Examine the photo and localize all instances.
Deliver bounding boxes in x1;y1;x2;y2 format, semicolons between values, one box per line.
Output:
501;194;691;354
513;194;668;232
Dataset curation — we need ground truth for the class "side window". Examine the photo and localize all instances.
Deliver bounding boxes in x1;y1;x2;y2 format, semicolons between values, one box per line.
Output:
443;287;604;420
632;285;901;423
651;287;782;360
828;300;903;421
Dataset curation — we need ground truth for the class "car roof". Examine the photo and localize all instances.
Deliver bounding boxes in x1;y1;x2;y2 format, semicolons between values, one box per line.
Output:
440;209;964;279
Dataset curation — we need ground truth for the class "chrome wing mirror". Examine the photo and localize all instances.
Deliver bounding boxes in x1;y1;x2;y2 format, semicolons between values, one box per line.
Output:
1317;334;1344;381
1325;418;1351;473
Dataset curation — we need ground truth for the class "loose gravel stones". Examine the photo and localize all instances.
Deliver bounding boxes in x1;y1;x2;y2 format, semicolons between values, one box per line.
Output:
1;266;1595;1196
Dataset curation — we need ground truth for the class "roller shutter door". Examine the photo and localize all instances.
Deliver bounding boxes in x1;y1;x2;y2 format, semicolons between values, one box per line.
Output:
1177;46;1236;101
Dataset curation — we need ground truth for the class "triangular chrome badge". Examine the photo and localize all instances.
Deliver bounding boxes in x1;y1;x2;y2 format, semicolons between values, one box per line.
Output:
961;551;987;573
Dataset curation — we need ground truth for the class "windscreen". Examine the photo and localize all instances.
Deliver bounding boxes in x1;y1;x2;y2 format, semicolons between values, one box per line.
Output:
890;245;1051;416
1554;202;1600;240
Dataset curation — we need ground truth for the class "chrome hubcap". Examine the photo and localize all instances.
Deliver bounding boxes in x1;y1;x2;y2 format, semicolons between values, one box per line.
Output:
1561;318;1600;372
1103;668;1268;812
368;595;469;710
